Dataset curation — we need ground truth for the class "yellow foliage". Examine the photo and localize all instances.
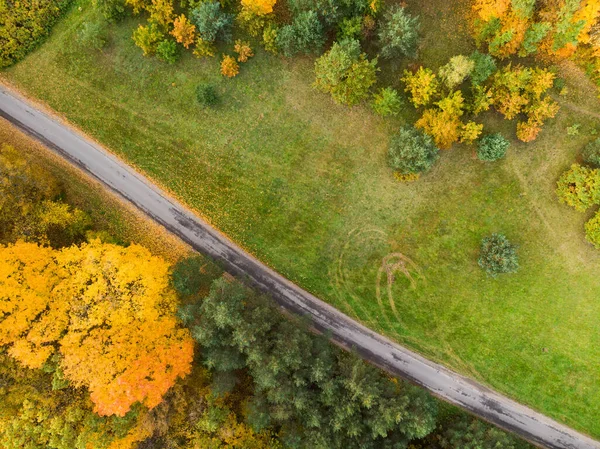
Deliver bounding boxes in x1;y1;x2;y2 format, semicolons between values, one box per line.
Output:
473;0;510;21
148;0;174;28
460;121;484;144
171;14;197;48
401;67;439;107
415;109;462;150
240;0;276;15
234;40;254;62
221;55;240;77
0;240;194;417
193;38;216;58
125;0;149;14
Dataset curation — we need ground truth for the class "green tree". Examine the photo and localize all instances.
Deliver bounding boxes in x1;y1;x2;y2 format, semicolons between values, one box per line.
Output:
378;5;420;59
477;133;509;162
478;233;519;277
469;51;496;85
582;138;600;167
439;415;521;449
276;10;325;57
371;87;402;116
556;164;600;211
191;1;234;43
387;126;439;175
313;39;378;105
156;39;178;63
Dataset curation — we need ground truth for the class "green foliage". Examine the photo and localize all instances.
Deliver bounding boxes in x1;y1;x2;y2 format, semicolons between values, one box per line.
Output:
478;233;519;277
477;133;509;162
132;22;164;56
156;39;178;63
191;1;234;43
172;255;206;295
387;126;439;175
469;51;496;85
78;20;109;50
286;0;369;25
92;0;125;21
519;22;551;56
0;0;71;67
338;15;363;40
438;415;522;449
438;55;474;89
566;123;581;136
371;87;402;116
378;5;420;59
582;138;600;167
276;10;325;57
262;23;278;53
179;277;439;449
556;164;600;211
313;39;377;105
585;211;600;249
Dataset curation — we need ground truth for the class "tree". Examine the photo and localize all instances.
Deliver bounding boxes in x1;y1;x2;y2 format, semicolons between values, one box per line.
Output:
415;91;465;149
585;211;600;249
191;1;234;43
439;415;521;449
387;126;440;175
132;22;164;56
469;51;496;85
178;277;439;449
378;5;420;59
0;240;194;417
371;87;402;116
156;39;178;63
234;40;254;62
556;164;600;211
582;138;600;167
478;233;519;277
313;39;378;105
221;55;240;77
147;0;173;28
438;55;474;89
276;10;325;57
402;67;439;107
460;121;484;145
477;133;509;161
170;14;197;49
241;0;276;15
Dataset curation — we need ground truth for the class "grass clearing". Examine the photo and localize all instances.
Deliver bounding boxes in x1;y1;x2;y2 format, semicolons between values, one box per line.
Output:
4;0;600;437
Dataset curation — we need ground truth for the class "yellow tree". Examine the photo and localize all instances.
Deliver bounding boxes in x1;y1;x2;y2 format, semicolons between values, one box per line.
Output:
241;0;277;15
401;67;439;107
0;240;194;417
171;14;197;48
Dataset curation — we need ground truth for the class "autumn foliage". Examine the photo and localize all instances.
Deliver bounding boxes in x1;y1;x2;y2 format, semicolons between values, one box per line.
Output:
171;14;197;48
0;240;194;416
221;54;240;77
241;0;276;15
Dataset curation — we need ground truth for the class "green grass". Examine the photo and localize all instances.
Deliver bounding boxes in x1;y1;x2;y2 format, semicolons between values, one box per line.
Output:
4;0;600;437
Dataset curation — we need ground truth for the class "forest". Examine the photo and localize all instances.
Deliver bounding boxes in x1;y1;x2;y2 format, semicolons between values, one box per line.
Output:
2;0;600;445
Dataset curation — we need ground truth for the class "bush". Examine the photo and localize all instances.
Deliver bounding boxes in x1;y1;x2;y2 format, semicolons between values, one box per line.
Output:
378;5;420;59
234;40;253;62
191;1;234;43
477;133;509;161
338;16;362;40
132;22;164;56
0;0;71;67
585;211;600;249
171;256;206;296
196;83;219;106
388;126;439;175
313;39;378;105
221;55;239;77
478;233;519;276
276;10;325;57
582;138;600;167
371;87;402;116
556;164;600;211
156;39;178;63
469;51;496;85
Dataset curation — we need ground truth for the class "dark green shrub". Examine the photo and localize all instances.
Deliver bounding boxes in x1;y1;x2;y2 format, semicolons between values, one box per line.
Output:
388;126;439;175
582;138;600;167
556;163;600;211
196;83;219;106
585;211;600;249
378;5;420;59
191;1;234;43
313;39;378;105
469;51;496;85
477;133;509;161
156;39;178;64
438;415;521;449
371;87;402;116
171;256;206;296
478;233;519;276
276;10;325;57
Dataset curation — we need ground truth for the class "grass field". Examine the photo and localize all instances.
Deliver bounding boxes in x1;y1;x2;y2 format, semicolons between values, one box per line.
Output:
4;0;600;437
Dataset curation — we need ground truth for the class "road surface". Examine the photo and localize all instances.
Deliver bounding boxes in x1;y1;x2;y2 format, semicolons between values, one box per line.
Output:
0;84;597;449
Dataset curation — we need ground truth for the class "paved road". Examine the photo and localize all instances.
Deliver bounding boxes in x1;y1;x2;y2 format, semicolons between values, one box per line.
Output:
1;84;597;449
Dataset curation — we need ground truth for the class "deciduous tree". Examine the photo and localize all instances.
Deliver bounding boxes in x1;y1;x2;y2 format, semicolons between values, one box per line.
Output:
170;14;197;48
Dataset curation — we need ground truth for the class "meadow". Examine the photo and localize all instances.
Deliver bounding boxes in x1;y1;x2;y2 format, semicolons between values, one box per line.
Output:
4;0;600;437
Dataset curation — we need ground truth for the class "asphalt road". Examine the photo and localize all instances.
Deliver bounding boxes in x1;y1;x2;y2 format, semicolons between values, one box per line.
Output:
1;84;597;449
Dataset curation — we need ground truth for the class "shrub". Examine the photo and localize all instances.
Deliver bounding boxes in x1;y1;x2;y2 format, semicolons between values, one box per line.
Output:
459;121;484;145
438;55;474;89
585;211;600;249
191;1;234;43
234;40;253;62
156;39;178;63
388;126;439;175
378;5;420;59
556;164;600;211
172;256;206;295
276;10;325;57
221;55;239;77
171;14;197;49
338;16;363;40
132;22;164;56
313;39;378;105
262;24;278;53
402;67;439;107
193;38;216;58
415;91;464;149
469;51;496;85
582;138;600;167
196;84;219;106
371;87;402;116
93;0;126;21
477;133;509;161
237;6;271;36
478;233;519;277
